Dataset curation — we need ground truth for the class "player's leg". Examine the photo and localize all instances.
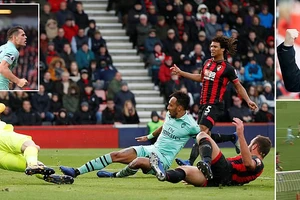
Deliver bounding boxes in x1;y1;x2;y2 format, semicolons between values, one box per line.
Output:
176;143;198;166
61;147;138;177
0;150;27;172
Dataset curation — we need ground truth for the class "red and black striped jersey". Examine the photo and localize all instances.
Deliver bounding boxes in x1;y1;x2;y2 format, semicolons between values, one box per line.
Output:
200;58;239;105
226;155;264;185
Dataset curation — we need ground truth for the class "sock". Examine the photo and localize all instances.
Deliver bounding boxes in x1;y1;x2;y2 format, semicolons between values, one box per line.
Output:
165;168;186;183
116;165;138;177
78;154;112;175
198;138;212;165
24;146;38;167
211;133;235;143
188;143;199;165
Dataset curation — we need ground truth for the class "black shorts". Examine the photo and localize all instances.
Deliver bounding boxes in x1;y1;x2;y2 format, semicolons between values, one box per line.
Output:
198;104;224;130
205;152;231;187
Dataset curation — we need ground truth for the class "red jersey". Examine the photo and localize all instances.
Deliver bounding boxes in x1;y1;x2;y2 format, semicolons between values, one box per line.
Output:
226;155;264;185
200;59;239;105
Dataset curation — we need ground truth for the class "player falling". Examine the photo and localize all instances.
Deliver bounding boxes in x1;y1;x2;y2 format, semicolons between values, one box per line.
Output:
284;126;294;145
0;26;28;90
276;152;283;171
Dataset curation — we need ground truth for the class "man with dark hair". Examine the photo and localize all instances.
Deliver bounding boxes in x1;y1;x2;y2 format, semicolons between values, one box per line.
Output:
150;118;272;186
0;26;28;90
60;91;200;179
171;36;258;166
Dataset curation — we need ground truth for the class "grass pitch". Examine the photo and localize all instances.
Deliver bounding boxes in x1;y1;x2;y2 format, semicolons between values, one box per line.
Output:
1;148;274;200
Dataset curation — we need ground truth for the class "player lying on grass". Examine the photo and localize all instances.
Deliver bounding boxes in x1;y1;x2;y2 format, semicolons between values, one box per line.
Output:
0;104;73;184
149;118;271;187
60;91;201;178
276;151;283;171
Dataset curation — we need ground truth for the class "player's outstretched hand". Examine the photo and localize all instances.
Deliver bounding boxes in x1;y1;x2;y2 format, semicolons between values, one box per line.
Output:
284;29;299;46
170;64;181;75
232;118;244;136
17;78;28;88
135;136;148;142
247;100;258;111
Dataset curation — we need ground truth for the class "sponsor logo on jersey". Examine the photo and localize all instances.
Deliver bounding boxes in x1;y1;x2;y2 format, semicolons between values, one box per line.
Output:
255;158;261;166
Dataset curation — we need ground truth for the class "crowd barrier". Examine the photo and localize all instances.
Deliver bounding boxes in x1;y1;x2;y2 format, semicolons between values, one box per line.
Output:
14;123;274;148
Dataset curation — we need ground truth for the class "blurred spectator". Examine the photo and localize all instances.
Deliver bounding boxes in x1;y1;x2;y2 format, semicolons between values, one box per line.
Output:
228;96;252;123
67;0;78;13
244;58;263;87
180;56;194;73
74;1;89;29
189;103;200;122
254;41;268;66
56;1;74;27
213;4;225;25
71;28;91;54
249;15;266;40
144;29;162;59
223;23;231;37
73;101;96;124
181;32;194;55
154;16;169;41
1;106;18;125
258;5;274;29
114;81;136;109
171;41;185;66
196;31;210;57
41;72;54;94
53;28;69;53
101;99;124;125
49;93;62;117
147;111;164;144
31;84;54;123
232;58;244;84
158;56;173;96
41;3;57;32
91;31;106;55
189;44;205;70
160;109;167;121
17;100;42;125
172;13;189;41
62;17;79;43
85;20;97;38
254;103;274;122
226;3;239;27
53;71;77;99
98;61;118;83
136;14;152;50
40;32;49;56
55;108;73;125
180;85;194;107
0;91;10;107
76;43;95;70
262;56;274;84
244;6;255;28
45;19;58;40
258;82;274;113
69;61;80;82
196;4;210;30
107;72;122;100
147;5;158;26
147;43;165;89
205;14;222;41
127;3;144;47
80;84;102;124
183;68;202;102
46;42;60;65
164;74;184;102
95;45;113;66
88;60;102;87
48;57;68;82
48;0;65;13
60;43;76;69
10;91;30;113
122;100;140;124
162;29;177;55
247;86;261;108
77;69;92;94
62;85;80;116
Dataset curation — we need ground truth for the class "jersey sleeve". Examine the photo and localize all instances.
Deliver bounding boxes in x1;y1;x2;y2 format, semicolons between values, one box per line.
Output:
2;48;18;65
227;64;239;84
252;157;264;172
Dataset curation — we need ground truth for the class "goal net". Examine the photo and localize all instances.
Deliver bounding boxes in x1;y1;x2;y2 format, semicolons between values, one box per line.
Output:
277;170;300;200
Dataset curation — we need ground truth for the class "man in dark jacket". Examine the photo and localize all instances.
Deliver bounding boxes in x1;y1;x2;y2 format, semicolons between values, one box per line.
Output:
17;100;42;125
277;29;300;92
101;99;124;124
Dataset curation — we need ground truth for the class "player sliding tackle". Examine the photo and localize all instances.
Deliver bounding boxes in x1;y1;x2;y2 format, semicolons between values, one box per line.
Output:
60;91;201;178
150;118;272;187
0;103;73;184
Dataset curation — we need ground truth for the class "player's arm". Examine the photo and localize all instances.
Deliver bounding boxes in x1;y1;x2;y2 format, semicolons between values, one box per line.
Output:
135;126;163;142
232;118;256;170
170;64;202;82
277;29;300;92
0;60;21;85
233;81;257;111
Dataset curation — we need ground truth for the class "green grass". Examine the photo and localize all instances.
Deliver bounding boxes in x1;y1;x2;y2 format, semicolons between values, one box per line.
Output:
0;148;274;200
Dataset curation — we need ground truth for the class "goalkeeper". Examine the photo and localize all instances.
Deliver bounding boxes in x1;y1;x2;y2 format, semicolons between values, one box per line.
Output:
0;103;73;184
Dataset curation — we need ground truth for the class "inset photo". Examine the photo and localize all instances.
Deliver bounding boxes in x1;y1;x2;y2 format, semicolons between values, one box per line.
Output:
0;4;38;91
277;0;300;99
276;101;300;199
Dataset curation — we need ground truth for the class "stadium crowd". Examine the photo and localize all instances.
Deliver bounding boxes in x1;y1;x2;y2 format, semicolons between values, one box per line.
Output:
0;0;274;125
